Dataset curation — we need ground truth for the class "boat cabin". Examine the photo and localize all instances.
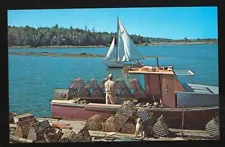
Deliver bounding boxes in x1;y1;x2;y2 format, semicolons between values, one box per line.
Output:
128;66;219;108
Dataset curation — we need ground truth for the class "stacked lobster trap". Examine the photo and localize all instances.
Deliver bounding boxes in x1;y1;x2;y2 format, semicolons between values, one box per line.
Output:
101;101;136;134
53;77;149;101
152;115;171;137
27;120;53;141
59;130;76;142
73;126;92;142
85;114;104;131
206;117;220;139
129;78;146;99
14;118;36;138
59;126;92;143
84;100;172;137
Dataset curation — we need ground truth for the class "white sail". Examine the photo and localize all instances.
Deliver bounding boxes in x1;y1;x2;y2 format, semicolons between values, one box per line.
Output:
105;38;115;61
117;34;125;62
118;19;144;62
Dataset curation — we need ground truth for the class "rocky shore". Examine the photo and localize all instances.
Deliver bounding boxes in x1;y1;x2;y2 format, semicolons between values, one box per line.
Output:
8;41;217;49
8;52;163;59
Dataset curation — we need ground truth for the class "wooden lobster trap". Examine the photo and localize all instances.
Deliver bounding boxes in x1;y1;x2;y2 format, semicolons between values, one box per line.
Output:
59;130;76;142
77;87;91;98
85;78;99;89
142;118;155;137
114;114;130;131
206;117;220;139
101;114;130;132
119;87;133;98
120;118;136;134
153;115;170;137
85;114;104;131
116;102;136;118
27;120;52;141
53;89;73;100
13;118;36;138
101;116;118;132
13;113;34;124
44;128;63;142
136;107;152;122
73;126;92;142
91;86;104;97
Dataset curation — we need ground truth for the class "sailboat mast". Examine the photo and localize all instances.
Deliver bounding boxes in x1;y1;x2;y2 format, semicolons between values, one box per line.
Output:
115;16;119;62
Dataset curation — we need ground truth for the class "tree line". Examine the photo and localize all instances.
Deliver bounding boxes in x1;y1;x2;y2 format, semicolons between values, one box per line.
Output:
8;25;218;47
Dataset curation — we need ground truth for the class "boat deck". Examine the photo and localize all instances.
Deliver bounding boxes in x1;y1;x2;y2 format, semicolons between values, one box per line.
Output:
184;83;218;94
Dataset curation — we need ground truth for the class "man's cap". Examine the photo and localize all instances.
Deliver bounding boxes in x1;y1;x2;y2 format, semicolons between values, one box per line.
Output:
108;74;113;78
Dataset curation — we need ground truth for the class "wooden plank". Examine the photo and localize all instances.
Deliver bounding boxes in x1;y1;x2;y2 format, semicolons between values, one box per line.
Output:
9;123;17;128
13;113;34;124
85;103;121;112
10;135;34;143
169;128;208;134
176;132;214;139
36;117;59;123
88;103;121;107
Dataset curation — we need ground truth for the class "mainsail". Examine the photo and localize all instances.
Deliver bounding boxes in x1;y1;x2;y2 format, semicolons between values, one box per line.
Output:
117;19;144;62
105;17;144;63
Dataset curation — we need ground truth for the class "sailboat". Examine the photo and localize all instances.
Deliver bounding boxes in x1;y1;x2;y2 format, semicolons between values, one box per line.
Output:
104;17;145;68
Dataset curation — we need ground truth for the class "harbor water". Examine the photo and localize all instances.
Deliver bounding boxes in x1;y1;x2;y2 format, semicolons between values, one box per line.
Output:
8;44;218;117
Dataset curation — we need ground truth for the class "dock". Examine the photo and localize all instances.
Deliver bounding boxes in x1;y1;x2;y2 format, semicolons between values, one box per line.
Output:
34;117;213;141
9;113;217;143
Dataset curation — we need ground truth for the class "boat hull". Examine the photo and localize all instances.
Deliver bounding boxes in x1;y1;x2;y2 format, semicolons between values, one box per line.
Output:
51;101;219;130
51;104;115;120
104;61;144;68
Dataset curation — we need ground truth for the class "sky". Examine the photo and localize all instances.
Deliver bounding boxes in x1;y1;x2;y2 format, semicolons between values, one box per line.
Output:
7;7;218;39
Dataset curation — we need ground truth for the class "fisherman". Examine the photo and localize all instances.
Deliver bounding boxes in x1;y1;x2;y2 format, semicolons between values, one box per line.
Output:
104;74;119;104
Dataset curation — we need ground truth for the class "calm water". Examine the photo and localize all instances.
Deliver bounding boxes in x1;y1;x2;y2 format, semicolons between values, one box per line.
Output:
8;44;218;117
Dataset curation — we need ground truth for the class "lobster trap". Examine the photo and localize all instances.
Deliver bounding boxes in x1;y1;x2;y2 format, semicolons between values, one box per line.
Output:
142;118;155;137
44;128;62;142
85;114;104;131
153;115;170;137
85;78;99;89
116;101;136;118
128;78;141;89
136;107;152;122
101;116;118;132
27;120;52;141
73;126;92;142
59;130;76;142
71;78;85;88
114;79;128;89
13;118;36;138
120;119;136;134
206;117;220;139
53;89;73;100
91;86;104;97
77;87;91;97
119;87;132;98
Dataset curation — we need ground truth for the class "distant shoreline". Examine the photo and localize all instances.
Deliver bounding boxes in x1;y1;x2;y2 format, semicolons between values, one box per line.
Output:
8;41;217;49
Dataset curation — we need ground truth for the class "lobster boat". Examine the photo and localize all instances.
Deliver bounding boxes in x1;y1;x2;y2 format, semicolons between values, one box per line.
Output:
51;66;219;130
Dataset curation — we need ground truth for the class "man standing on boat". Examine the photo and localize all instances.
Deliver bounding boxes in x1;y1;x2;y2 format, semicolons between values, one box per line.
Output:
104;74;120;104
